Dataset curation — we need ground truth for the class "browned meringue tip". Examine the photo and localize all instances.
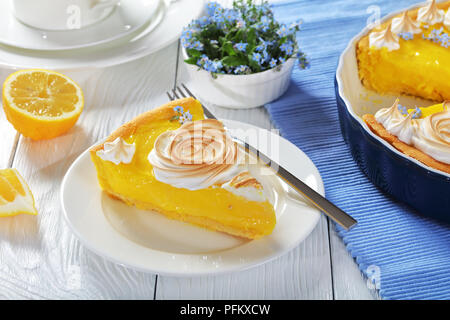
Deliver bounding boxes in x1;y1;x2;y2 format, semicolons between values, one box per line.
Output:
228;172;263;190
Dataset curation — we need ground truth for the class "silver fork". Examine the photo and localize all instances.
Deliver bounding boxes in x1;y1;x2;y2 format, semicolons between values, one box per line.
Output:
167;84;357;230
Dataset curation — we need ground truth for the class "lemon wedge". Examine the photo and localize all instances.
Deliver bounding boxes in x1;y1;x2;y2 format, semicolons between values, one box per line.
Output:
0;169;37;217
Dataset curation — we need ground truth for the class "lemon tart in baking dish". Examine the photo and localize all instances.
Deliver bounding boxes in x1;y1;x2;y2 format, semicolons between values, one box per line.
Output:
357;0;450;101
90;98;276;239
363;100;450;174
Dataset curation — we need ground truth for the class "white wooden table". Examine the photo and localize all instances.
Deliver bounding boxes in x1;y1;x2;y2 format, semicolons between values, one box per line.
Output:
0;1;378;300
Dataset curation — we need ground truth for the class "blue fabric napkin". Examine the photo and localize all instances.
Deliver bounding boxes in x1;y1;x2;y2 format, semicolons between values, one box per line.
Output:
266;0;450;300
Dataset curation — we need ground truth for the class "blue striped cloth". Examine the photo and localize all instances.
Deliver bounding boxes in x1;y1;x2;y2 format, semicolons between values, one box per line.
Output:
267;0;450;300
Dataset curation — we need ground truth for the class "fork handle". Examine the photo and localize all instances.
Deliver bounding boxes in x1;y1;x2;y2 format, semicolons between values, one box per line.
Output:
241;141;357;230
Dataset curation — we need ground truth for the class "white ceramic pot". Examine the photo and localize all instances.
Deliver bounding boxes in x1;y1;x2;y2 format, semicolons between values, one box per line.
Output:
182;48;295;109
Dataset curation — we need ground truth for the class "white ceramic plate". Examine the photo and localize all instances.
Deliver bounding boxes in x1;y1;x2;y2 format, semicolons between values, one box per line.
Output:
0;0;161;51
61;120;323;276
0;0;204;70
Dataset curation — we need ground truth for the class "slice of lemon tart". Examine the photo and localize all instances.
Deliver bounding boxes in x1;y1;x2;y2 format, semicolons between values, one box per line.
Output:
357;0;450;101
90;98;276;239
363;99;450;174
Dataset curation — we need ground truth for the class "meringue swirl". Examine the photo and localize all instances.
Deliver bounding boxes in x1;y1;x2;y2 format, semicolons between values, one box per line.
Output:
413;105;450;164
417;0;444;25
369;22;400;51
444;8;450;29
375;100;450;164
97;137;136;165
148;119;244;190
391;11;422;34
375;99;416;144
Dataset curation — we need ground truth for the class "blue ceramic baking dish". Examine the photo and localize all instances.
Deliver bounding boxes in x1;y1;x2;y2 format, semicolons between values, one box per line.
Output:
335;7;450;222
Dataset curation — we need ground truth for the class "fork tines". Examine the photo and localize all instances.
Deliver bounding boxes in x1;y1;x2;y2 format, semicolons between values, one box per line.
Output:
166;84;197;101
167;84;217;120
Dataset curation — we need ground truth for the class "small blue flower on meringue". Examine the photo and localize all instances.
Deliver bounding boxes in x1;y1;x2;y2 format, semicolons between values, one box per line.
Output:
422;27;450;48
397;104;409;116
398;32;413;40
411;107;422;119
171;106;193;124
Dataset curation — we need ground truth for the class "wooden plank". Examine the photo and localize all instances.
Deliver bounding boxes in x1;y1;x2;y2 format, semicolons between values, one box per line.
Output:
157;216;333;299
0;43;179;299
0;70;20;168
155;46;334;299
329;226;379;300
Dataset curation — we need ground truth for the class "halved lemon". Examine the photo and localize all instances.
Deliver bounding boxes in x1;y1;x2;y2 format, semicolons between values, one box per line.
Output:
0;169;37;217
2;69;84;140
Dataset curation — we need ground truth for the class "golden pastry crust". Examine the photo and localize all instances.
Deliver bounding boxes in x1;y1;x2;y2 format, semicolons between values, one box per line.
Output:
363;114;450;174
90;97;203;154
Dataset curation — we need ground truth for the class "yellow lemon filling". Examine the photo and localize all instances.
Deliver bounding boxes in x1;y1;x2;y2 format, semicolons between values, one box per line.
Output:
358;33;450;102
407;102;446;118
357;1;450;102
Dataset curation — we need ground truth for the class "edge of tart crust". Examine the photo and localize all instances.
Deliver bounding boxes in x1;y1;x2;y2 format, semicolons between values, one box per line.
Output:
90;97;203;154
362;113;450;174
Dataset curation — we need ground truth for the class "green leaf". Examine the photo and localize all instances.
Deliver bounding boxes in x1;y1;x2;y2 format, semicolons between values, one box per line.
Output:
222;55;247;67
184;57;198;65
222;41;237;56
248;54;260;72
235;29;244;42
186;48;202;58
247;27;257;50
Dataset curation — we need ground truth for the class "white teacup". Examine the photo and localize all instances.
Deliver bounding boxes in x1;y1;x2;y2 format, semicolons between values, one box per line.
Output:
12;0;119;31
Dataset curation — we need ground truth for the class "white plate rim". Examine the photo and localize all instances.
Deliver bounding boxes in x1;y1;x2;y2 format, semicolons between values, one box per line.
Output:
0;0;162;52
0;0;205;71
60;119;323;277
335;1;450;179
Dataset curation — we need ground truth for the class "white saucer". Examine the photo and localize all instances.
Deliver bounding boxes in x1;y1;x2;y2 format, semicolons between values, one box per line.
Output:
0;0;204;70
0;0;161;51
61;120;323;276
